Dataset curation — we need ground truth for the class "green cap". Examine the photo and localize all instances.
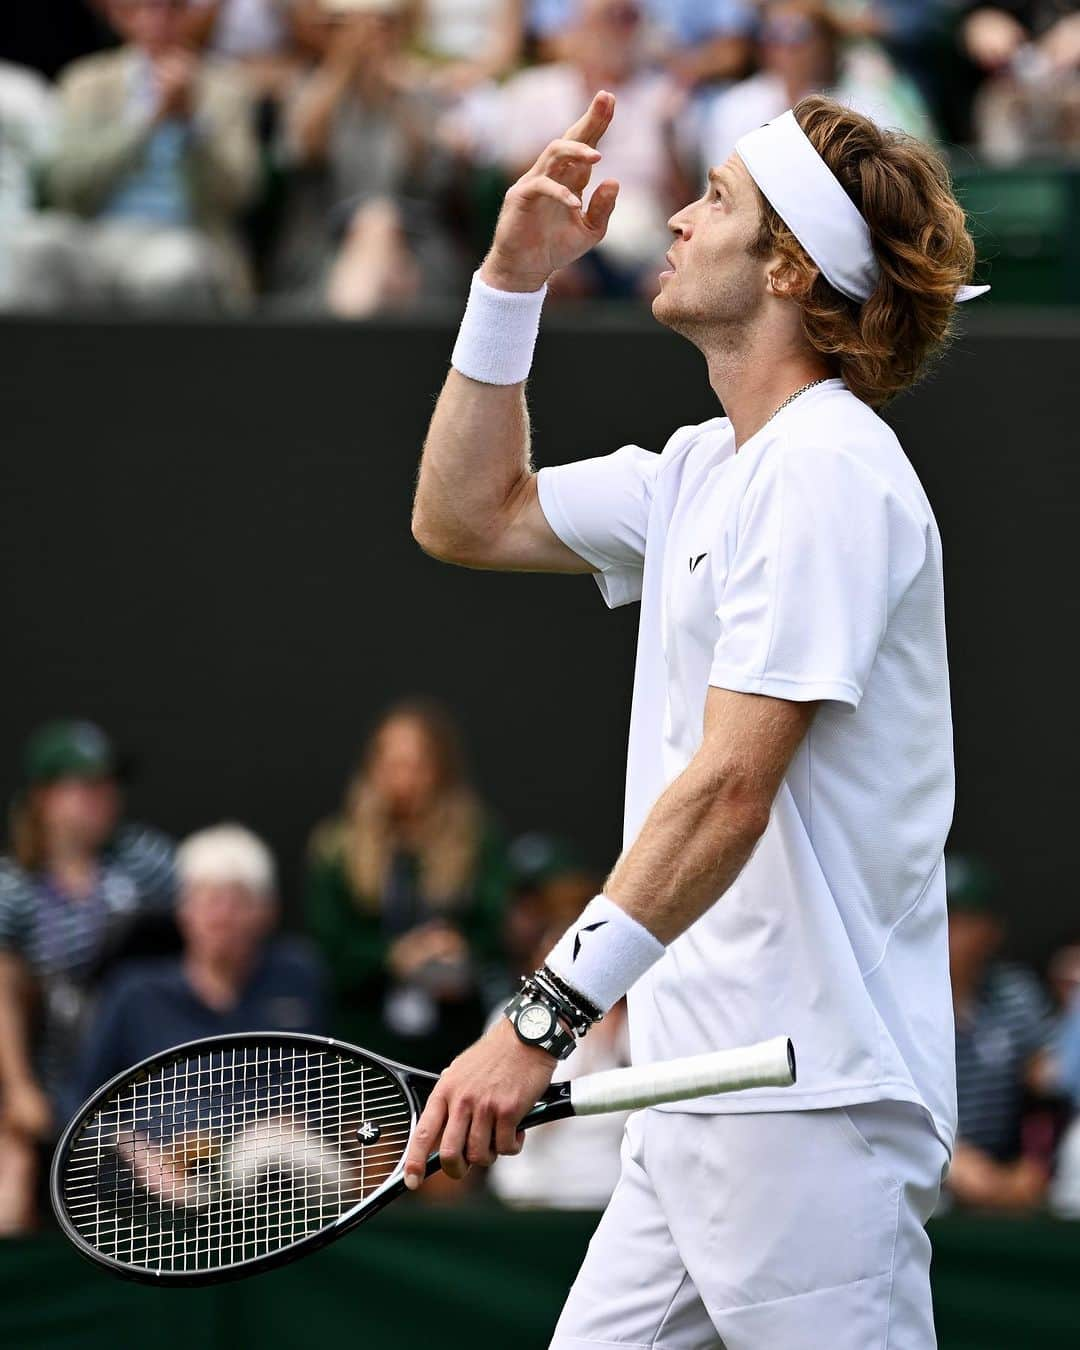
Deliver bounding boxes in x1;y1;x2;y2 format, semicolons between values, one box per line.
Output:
23;720;119;786
508;832;582;891
944;853;1002;916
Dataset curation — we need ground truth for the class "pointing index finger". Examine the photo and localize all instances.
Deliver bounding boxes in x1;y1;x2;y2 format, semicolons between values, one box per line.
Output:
403;1090;448;1190
564;90;615;149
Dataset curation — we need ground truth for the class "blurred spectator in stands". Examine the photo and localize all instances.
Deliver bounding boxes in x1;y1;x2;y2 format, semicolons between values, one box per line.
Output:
943;853;1058;1213
482;0;684;298
502;832;606;987
181;1;315;101
305;698;508;1073
828;1;949;126
72;824;325;1108
1048;939;1080;1216
654;0;756;92
0;62;56;308
0;720;174;1232
1048;939;1080;1013
490;904;630;1209
700;0;934;171
528;0;755;82
275;0;460;315
0;0;117;83
7;0;260;314
961;0;1080;160
415;0;526;94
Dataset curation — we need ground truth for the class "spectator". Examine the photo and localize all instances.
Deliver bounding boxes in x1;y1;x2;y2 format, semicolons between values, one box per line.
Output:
484;0;684;298
700;0;934;171
415;0;527;93
71;824;325;1108
944;853;1057;1212
183;1;313;99
276;0;460;315
655;0;757;92
528;0;755;81
0;720;174;1233
961;0;1080;160
501;833;607;985
0;61;56;307
8;0;260;314
305;699;508;1073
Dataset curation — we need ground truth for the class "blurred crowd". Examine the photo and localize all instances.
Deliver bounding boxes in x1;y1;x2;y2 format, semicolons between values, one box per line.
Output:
0;0;1077;315
2;709;1080;1234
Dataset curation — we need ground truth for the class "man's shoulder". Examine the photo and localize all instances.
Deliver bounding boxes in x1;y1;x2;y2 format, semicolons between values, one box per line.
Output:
658;416;732;466
769;389;927;510
58;48;131;98
101;956;184;1009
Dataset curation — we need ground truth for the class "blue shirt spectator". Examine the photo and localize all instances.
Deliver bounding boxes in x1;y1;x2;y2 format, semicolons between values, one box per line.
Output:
528;0;755;46
71;939;326;1110
70;824;326;1116
1055;994;1080;1108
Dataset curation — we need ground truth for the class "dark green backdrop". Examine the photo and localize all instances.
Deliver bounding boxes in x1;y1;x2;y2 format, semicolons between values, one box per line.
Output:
0;311;1077;961
2;1208;1078;1349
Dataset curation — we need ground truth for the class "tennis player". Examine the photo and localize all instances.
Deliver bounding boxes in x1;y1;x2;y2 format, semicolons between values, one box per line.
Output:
407;91;985;1348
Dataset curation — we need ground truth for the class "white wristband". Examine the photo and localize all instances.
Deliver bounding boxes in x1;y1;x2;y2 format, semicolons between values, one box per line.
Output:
450;271;547;385
545;894;665;1015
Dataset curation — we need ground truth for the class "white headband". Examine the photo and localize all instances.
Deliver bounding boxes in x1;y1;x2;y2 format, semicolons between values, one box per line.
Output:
735;110;989;306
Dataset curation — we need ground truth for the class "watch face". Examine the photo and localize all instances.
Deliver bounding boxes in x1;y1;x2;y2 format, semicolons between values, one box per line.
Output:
517;1002;556;1042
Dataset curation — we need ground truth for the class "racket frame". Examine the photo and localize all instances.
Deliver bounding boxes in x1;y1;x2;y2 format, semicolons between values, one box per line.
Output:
50;1030;575;1288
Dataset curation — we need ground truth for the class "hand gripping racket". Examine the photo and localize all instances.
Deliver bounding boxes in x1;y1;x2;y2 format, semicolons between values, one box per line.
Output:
52;1030;795;1286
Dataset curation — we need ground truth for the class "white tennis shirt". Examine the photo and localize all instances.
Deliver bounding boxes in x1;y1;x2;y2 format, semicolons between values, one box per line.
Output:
537;379;958;1150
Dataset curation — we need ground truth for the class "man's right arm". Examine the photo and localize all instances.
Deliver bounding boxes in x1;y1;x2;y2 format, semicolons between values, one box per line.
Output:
412;91;621;574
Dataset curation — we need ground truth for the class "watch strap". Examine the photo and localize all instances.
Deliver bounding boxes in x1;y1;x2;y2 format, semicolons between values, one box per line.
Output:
504;982;577;1061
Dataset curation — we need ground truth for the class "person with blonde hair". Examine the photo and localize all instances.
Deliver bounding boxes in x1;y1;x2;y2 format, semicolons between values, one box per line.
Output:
305;698;508;1072
72;823;325;1106
408;88;988;1346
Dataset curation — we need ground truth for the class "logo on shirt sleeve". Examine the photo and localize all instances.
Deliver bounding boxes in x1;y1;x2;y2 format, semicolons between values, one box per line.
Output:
690;553;708;573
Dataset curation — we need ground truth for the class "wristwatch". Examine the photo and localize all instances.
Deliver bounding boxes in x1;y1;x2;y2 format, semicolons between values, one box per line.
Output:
504;982;577;1060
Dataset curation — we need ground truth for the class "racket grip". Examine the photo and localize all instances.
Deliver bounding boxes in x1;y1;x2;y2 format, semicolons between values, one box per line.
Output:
569;1036;795;1116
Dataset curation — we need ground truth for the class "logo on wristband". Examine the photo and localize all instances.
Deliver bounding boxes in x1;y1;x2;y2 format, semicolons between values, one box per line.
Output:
572;920;608;962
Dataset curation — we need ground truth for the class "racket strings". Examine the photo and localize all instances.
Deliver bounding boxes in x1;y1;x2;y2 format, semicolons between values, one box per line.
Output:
59;1044;412;1275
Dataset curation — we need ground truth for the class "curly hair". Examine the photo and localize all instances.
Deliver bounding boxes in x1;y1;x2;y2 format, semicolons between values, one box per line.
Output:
750;95;978;407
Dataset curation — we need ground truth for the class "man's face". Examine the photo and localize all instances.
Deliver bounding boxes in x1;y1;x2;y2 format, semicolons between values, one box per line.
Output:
179;881;275;971
109;0;185;53
652;155;777;343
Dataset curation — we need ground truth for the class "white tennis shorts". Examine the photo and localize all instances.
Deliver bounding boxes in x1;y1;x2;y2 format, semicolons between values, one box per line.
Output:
550;1100;947;1350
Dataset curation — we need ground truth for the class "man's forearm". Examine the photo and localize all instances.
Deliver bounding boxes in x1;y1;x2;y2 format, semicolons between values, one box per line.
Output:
412;372;532;565
605;758;769;945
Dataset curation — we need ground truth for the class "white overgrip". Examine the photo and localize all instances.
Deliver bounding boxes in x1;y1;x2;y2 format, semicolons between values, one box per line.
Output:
568;1037;796;1116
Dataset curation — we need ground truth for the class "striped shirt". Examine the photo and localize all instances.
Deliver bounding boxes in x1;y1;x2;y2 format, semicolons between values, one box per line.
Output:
0;824;176;1105
955;963;1056;1161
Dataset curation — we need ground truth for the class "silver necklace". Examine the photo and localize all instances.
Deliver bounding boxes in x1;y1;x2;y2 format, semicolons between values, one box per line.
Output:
764;377;830;426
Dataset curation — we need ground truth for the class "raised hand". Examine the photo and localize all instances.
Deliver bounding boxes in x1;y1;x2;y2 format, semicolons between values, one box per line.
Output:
479;90;621;293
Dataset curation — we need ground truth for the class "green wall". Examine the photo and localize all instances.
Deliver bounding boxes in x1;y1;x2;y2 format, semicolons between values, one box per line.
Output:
2;1206;1078;1349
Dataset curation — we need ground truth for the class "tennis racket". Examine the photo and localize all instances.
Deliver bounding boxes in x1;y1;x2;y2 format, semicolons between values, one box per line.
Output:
52;1030;795;1286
